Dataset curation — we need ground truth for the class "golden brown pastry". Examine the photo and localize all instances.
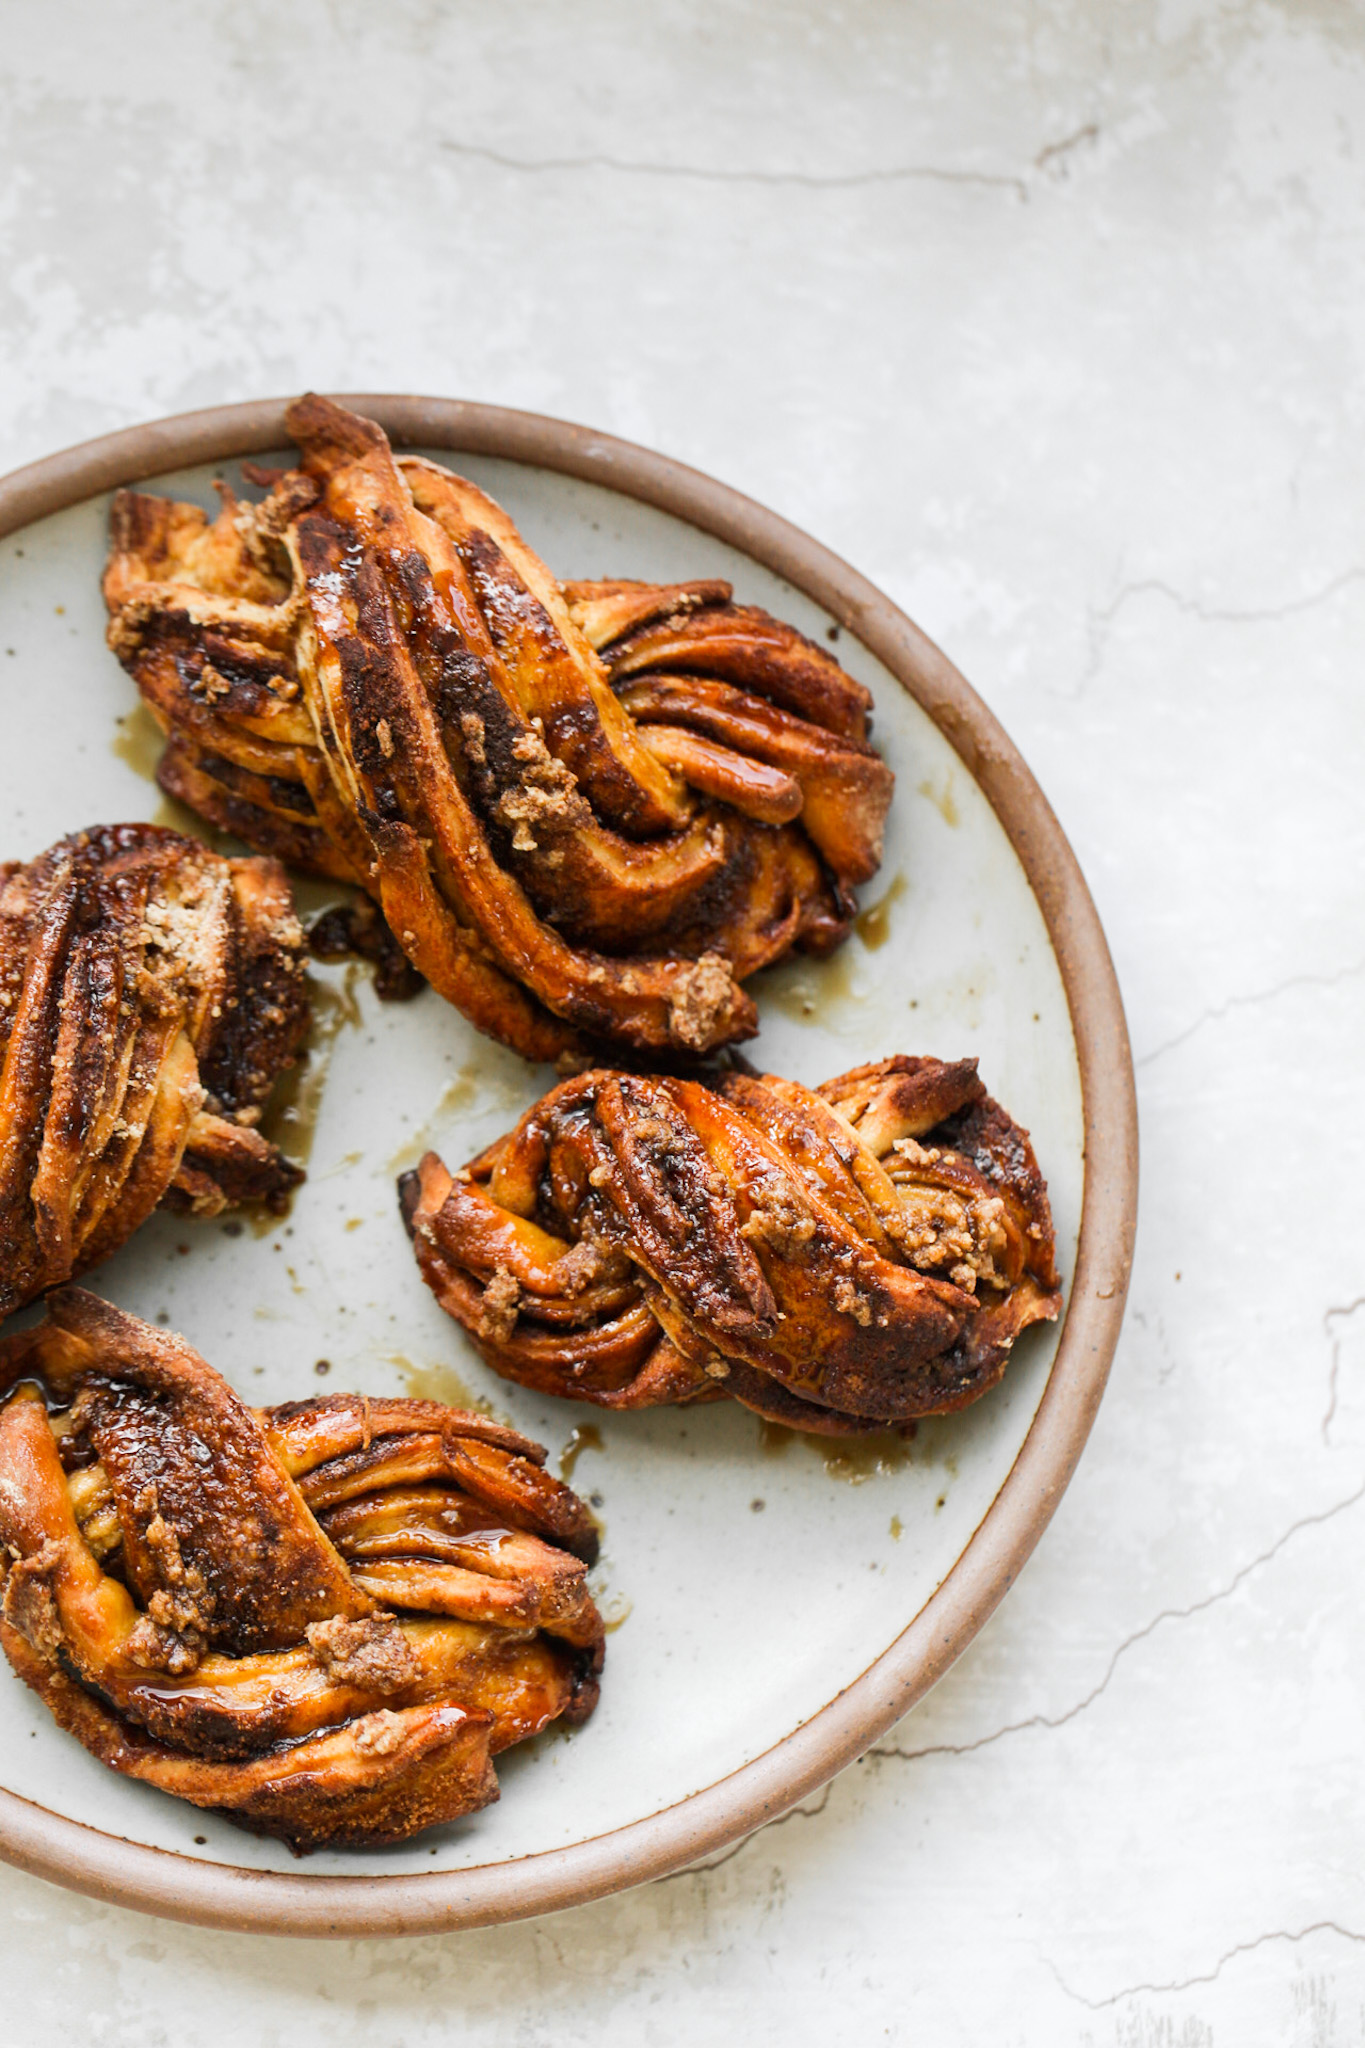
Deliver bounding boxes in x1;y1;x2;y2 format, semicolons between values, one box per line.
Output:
0;1290;602;1851
102;395;893;1061
0;823;308;1319
400;1056;1062;1435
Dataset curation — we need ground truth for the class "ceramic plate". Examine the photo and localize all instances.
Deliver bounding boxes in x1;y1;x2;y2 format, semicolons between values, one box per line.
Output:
0;399;1136;1934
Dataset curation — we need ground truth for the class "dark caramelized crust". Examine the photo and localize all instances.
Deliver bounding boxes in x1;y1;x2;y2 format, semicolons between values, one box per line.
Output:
0;1291;603;1852
400;1055;1062;1434
568;580;873;741
0;823;308;1317
102;397;893;1059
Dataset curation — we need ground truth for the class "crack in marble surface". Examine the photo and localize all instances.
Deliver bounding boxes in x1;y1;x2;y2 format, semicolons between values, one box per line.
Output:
1136;954;1365;1069
869;1479;1365;1768
655;1785;834;1884
1033;123;1101;175
1128;1306;1178;1384
433;116;1117;204
1075;566;1365;701
1046;1920;1365;2010
1322;1296;1365;1443
436;135;1031;199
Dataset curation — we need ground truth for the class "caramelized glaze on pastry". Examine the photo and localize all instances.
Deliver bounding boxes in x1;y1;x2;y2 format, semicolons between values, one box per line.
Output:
102;396;893;1061
0;824;308;1318
400;1056;1062;1435
0;1291;602;1851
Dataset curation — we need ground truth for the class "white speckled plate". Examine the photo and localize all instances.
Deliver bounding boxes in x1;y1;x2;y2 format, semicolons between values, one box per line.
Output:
0;400;1136;1934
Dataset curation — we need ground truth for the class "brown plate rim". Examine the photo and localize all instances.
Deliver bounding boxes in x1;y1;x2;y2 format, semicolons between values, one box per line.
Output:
0;396;1138;1937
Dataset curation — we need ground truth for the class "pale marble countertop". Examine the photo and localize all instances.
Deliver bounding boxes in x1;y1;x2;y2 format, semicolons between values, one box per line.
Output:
2;3;1362;2041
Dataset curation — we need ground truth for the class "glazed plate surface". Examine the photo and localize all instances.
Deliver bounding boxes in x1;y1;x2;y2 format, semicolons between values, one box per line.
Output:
0;401;1134;1932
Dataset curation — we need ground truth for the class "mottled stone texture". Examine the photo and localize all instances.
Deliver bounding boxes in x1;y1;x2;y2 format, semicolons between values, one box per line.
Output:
3;0;1365;2040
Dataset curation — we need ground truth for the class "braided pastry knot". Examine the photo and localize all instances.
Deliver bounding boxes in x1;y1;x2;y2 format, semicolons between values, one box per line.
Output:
0;823;308;1318
0;1291;602;1851
401;1056;1062;1435
103;395;892;1061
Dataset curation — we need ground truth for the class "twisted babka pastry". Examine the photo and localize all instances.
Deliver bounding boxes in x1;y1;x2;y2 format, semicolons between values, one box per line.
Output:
0;823;308;1319
102;395;892;1062
0;1290;602;1851
400;1056;1062;1435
